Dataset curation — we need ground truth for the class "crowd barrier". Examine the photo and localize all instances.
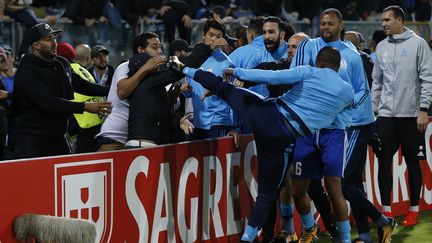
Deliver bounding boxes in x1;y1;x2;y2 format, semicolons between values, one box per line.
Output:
1;125;432;242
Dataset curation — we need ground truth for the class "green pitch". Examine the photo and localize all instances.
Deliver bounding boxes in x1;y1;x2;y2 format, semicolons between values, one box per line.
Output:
317;210;432;242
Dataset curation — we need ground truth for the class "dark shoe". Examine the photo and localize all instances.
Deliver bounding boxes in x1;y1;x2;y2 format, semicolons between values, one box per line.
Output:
273;231;298;243
377;217;397;243
298;224;319;243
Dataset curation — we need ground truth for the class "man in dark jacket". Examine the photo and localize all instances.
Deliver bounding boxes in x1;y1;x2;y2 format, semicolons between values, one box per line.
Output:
125;29;225;148
12;23;112;159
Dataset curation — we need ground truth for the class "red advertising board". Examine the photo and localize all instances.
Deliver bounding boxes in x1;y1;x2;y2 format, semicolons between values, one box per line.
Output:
1;131;432;242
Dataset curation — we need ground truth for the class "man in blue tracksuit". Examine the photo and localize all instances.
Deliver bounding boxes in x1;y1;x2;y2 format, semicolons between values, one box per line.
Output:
182;18;239;140
175;46;353;243
229;16;288;98
228;16;265;70
291;8;396;243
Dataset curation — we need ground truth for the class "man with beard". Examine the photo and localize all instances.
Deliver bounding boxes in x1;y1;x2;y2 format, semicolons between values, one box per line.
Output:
89;45;114;87
290;8;396;243
11;23;112;159
245;16;288;97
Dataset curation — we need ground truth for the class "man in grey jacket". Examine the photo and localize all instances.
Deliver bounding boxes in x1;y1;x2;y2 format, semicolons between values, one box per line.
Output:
372;5;432;227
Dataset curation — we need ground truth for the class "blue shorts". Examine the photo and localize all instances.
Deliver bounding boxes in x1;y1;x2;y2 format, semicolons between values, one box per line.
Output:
291;129;347;179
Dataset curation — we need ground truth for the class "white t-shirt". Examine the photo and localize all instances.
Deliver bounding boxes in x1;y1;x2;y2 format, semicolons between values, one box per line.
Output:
96;62;130;144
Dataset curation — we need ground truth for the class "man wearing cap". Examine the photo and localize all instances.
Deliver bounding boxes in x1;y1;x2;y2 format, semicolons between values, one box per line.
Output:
11;23;112;159
89;45;114;87
169;39;192;58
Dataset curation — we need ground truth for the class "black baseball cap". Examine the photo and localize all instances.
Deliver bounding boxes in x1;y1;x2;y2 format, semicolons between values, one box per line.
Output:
91;45;109;57
169;39;192;56
25;23;62;44
225;34;238;46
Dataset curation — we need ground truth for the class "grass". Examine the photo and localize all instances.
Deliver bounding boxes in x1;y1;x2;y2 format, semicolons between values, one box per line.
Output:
317;210;432;242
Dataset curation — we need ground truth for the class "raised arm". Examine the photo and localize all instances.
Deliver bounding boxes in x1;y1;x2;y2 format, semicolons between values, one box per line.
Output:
232;66;310;85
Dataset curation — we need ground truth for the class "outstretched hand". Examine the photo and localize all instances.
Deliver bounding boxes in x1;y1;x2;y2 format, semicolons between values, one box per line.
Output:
84;101;113;116
224;68;234;81
180;113;194;135
169;56;185;72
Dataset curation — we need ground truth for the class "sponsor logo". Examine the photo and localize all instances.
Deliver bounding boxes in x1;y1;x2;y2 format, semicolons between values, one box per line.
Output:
55;159;113;242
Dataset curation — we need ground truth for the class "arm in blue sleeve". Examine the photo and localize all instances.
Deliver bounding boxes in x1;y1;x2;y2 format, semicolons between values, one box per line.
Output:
351;56;370;107
233;66;308;85
182;67;197;79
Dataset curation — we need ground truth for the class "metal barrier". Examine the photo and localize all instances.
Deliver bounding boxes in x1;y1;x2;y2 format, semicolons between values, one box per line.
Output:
1;19;431;67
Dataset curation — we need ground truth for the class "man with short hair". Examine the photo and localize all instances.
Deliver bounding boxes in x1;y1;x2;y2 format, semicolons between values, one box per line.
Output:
89;45;114;87
74;44;92;68
373;5;432;227
12;23;112;158
291;8;396;243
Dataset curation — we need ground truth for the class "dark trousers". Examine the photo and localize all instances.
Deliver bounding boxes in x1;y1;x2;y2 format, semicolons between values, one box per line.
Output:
343;123;380;234
0;110;7;160
161;8;191;44
15;133;70;159
376;117;424;207
75;125;101;153
6;8;38;28
193;70;296;228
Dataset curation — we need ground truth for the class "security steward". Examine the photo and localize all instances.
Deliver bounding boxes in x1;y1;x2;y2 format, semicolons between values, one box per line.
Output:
57;41;107;153
11;23;111;159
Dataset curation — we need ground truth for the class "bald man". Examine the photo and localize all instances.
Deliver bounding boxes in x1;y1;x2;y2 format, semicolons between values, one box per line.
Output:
287;32;309;62
74;44;92;68
344;31;374;89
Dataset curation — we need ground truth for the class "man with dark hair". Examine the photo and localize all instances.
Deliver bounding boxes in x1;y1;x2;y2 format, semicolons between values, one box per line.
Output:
172;46;354;243
369;29;387;62
232;25;248;49
12;23;111;158
229;16;265;69
291;8;396;243
88;45;114;87
95;32;166;151
169;39;192;57
96;29;220;150
373;5;432;227
179;17;239;142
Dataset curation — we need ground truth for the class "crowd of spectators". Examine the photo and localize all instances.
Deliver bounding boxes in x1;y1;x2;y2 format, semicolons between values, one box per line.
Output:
1;1;431;28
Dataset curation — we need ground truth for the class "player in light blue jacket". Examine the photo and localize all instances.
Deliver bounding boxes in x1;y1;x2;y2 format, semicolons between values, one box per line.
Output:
174;46;353;242
290;8;395;243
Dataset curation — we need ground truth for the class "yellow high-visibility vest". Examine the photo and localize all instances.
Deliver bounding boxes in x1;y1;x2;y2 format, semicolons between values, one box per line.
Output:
71;63;104;129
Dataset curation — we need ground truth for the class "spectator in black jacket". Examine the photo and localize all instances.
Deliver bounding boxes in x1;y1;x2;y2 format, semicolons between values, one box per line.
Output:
12;23;112;159
125;29;226;148
88;45;114;87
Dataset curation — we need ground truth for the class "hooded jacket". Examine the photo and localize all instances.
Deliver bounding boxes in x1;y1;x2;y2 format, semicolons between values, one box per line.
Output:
372;28;432;117
12;54;108;136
